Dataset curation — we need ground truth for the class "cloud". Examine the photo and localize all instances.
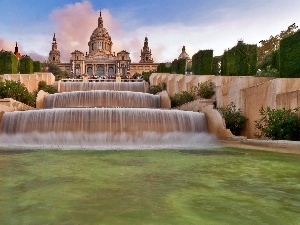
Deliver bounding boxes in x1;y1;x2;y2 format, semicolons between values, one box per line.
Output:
0;38;19;52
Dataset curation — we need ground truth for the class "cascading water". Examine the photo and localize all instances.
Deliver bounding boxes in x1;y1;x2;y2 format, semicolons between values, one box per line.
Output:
43;90;161;108
59;82;148;93
0;82;215;149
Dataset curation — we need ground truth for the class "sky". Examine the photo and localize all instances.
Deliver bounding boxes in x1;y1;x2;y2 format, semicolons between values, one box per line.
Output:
0;0;300;63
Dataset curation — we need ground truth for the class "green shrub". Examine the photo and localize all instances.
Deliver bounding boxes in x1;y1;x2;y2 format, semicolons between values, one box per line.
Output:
254;107;300;141
0;80;35;107
149;82;166;95
218;102;248;135
170;91;194;108
194;81;215;99
36;81;57;94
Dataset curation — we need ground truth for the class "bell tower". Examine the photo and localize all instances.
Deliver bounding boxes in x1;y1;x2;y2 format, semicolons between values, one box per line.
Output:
139;36;154;63
48;33;61;63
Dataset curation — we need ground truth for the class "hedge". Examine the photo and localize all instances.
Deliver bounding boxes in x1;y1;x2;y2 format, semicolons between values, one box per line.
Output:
19;55;33;74
170;58;186;74
156;63;172;73
192;50;213;75
221;41;257;76
33;61;42;72
0;51;18;74
279;29;300;78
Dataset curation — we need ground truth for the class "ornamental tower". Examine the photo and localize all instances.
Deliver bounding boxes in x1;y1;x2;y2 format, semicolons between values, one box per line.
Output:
48;33;61;63
139;36;153;63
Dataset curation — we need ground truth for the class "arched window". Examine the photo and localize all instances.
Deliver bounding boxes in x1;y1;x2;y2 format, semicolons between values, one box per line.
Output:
97;66;104;76
108;67;114;76
87;67;93;75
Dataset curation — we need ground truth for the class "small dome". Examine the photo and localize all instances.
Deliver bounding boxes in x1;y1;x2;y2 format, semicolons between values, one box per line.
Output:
178;46;190;60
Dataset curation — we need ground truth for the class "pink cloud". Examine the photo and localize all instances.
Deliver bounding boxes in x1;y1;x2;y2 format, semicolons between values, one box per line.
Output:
0;38;22;53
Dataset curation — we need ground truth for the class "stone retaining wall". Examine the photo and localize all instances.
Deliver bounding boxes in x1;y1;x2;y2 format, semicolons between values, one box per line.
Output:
150;73;300;138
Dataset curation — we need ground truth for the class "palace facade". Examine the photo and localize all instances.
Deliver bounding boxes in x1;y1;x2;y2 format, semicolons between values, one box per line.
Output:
48;11;159;77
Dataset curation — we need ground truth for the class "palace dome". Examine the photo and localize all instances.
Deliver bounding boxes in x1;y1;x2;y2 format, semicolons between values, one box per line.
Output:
90;26;111;42
178;46;190;60
88;11;113;56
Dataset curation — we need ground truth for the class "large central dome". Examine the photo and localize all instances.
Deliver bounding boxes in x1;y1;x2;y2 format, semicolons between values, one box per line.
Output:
88;11;113;57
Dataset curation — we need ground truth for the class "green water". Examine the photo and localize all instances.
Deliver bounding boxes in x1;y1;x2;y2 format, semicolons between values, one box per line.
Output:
0;148;299;225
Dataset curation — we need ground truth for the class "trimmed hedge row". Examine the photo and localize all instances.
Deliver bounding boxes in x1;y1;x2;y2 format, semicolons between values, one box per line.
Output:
0;52;18;74
279;29;300;78
33;61;42;72
170;58;186;74
19;55;33;74
221;41;257;76
192;50;213;75
156;63;172;73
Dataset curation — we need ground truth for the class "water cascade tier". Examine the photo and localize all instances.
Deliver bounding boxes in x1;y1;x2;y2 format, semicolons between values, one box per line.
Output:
59;82;148;93
0;108;206;133
44;90;161;108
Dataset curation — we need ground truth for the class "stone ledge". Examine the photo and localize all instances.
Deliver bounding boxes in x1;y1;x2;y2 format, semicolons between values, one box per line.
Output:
219;137;300;154
241;138;300;149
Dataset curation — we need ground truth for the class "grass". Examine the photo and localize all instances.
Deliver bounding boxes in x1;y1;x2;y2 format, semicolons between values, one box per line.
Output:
0;147;299;225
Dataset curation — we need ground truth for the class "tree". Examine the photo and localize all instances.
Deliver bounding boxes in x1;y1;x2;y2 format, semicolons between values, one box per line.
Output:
46;62;68;80
257;23;298;66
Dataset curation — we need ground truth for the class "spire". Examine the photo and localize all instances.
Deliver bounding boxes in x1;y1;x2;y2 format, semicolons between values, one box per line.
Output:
98;10;103;28
14;42;21;58
53;33;56;42
14;42;18;54
51;33;58;51
182;46;186;53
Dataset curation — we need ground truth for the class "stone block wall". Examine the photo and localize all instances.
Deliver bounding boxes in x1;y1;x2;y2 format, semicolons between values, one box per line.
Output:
2;73;55;93
0;98;33;111
150;73;300;138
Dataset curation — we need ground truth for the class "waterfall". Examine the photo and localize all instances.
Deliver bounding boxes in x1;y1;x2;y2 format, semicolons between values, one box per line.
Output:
0;82;215;149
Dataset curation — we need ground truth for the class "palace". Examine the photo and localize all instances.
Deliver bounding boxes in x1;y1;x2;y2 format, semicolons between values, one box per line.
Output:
48;11;159;77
